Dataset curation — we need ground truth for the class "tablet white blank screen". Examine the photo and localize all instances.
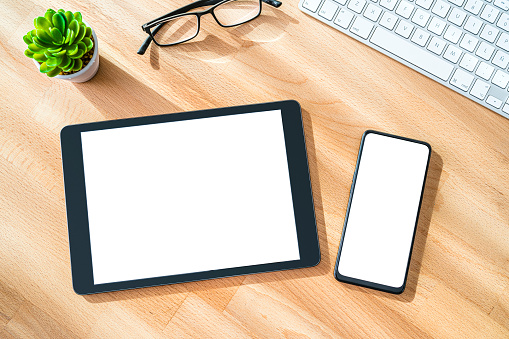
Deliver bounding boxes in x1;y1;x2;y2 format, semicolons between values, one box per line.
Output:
337;133;429;288
81;110;300;285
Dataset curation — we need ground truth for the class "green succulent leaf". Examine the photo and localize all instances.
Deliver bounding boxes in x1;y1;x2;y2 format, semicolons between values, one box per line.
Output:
23;34;32;45
33;37;53;49
70;49;85;59
44;50;53;58
52;12;66;34
85;27;92;38
63;59;75;72
27;43;43;53
50;27;64;43
53;50;67;57
47;46;62;53
47;67;62;77
66;44;79;55
77;41;86;52
82;37;93;51
72;58;83;71
24;49;35;58
75;24;87;43
44;9;56;23
68;20;80;44
64;28;73;44
33;53;47;62
60;55;72;69
73;12;82;23
36;29;54;44
46;55;63;67
65;11;74;25
40;62;56;73
34;17;52;34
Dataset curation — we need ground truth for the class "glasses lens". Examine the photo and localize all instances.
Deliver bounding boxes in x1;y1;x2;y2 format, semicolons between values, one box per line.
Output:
152;15;199;45
214;0;261;26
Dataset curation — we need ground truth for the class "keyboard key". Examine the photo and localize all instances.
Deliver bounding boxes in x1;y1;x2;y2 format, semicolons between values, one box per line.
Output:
491;70;509;88
498;13;509;32
493;0;509;10
427;36;447;54
334;8;355;28
464;0;483;15
448;0;464;6
448;8;467;26
459;53;479;71
364;4;383;21
475;62;495;80
444;25;463;43
432;1;451;18
416;0;433;9
350;16;374;39
480;5;500;24
380;0;398;10
412;9;430;27
475;41;495;60
480;25;500;43
411;28;430;46
302;0;322;11
395;20;415;38
459;34;478;52
319;0;339;20
492;50;509;68
503;104;509;114
370;27;454;80
348;0;367;13
428;17;447;35
380;12;398;30
497;33;509;52
486;95;503;108
443;44;462;63
396;1;415;19
470;79;491;100
464;16;483;35
450;68;474;91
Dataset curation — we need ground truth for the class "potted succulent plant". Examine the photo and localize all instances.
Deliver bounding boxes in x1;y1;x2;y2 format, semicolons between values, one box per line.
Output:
23;9;99;82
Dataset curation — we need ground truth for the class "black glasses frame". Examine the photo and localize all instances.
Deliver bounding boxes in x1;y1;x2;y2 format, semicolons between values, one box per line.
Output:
138;0;282;55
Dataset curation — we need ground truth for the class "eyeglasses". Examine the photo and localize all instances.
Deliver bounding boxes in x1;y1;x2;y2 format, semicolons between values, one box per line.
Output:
138;0;282;55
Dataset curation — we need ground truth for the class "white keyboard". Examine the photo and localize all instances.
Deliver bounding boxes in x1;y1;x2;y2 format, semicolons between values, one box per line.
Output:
299;0;509;120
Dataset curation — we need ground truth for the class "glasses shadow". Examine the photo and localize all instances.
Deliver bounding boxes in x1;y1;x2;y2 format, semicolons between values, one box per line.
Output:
149;7;298;69
340;150;443;303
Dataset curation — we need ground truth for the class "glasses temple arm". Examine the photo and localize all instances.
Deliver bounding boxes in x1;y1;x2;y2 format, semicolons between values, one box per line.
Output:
138;0;282;54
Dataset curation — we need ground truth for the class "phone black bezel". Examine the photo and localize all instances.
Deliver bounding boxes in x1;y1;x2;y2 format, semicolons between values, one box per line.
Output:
61;100;320;295
333;130;431;294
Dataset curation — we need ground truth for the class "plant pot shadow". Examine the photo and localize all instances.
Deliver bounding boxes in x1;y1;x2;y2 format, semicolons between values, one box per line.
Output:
74;57;182;120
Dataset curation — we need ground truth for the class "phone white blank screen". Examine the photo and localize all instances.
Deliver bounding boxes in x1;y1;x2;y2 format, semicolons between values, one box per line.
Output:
337;133;429;288
80;110;300;285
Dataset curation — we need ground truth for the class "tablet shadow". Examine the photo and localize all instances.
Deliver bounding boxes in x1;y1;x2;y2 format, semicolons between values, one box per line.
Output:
340;151;443;303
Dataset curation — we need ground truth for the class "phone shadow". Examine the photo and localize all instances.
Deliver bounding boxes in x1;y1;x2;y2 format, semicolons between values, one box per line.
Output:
340;150;443;303
83;106;329;303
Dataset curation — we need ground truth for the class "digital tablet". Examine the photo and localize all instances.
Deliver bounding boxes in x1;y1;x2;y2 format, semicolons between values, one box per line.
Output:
61;100;320;294
334;131;431;294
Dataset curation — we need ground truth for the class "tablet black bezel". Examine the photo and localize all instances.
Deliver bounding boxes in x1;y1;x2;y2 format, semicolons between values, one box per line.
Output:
333;130;431;294
61;100;320;294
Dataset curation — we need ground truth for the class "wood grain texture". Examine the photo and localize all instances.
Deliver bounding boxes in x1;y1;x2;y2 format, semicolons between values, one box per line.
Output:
1;0;508;337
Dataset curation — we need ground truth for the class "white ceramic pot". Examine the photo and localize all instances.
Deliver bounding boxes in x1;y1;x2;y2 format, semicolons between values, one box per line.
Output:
33;22;99;83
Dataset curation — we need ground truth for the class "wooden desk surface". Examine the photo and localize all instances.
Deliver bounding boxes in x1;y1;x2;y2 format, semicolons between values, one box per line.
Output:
1;0;508;337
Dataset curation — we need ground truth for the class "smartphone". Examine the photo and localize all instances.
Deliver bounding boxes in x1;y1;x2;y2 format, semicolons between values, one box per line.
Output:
334;130;431;294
